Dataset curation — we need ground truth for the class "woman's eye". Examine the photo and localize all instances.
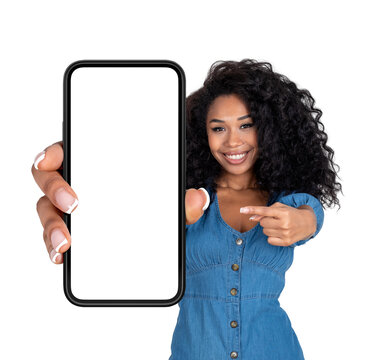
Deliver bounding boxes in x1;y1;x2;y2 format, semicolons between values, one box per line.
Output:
212;123;254;132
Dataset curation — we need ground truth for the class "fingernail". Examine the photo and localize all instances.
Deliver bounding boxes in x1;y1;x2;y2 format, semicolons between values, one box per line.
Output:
198;188;210;211
50;249;62;264
249;215;258;220
240;207;249;213
51;228;68;252
34;150;46;170
55;187;79;214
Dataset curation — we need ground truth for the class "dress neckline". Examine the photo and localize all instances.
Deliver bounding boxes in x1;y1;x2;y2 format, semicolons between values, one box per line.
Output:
214;191;272;236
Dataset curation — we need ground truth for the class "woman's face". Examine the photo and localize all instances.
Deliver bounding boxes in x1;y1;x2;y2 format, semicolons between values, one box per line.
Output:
206;94;258;176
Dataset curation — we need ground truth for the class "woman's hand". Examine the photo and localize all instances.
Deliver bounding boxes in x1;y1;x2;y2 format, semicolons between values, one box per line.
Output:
185;188;209;225
240;203;316;247
31;141;79;264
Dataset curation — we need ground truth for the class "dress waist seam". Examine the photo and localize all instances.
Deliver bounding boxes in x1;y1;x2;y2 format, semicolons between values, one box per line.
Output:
186;260;285;279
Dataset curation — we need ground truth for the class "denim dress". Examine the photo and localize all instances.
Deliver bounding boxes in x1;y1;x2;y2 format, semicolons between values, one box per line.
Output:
169;187;324;360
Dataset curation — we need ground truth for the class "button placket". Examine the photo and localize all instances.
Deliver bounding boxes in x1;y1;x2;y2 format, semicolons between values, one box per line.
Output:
228;237;243;359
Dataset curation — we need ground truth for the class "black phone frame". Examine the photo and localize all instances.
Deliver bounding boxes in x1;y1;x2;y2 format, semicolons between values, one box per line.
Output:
62;59;186;307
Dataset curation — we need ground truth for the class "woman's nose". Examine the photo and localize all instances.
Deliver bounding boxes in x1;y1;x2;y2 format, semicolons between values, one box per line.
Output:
225;130;243;147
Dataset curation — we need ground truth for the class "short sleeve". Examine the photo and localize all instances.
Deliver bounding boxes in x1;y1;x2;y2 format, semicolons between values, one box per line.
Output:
277;192;324;247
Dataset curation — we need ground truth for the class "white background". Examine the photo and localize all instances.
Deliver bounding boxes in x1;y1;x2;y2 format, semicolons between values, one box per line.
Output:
1;1;383;359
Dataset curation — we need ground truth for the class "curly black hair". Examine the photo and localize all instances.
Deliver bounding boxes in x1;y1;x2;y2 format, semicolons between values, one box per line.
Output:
186;59;342;210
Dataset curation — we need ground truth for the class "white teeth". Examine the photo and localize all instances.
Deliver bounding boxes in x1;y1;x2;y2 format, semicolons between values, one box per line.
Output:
225;152;247;159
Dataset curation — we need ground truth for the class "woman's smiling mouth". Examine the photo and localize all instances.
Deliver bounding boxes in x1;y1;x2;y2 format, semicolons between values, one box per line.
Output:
222;150;250;164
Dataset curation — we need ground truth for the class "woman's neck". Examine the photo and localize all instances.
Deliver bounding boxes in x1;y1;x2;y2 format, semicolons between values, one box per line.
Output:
215;171;258;191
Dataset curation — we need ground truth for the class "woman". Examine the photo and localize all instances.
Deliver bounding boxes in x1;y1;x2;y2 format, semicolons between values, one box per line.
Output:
175;59;341;359
31;59;341;359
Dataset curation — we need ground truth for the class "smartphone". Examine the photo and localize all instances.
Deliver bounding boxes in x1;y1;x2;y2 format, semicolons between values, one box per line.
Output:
62;60;186;307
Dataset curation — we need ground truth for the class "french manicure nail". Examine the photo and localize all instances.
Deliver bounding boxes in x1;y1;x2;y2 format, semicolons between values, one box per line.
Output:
50;249;62;264
198;188;210;211
240;207;249;213
55;187;79;214
34;150;46;170
51;228;68;252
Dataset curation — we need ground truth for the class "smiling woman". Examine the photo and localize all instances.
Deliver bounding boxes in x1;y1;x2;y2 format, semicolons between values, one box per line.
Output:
169;59;342;360
186;59;341;208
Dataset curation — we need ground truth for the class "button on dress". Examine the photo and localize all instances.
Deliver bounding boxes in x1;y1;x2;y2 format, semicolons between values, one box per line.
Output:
169;187;324;360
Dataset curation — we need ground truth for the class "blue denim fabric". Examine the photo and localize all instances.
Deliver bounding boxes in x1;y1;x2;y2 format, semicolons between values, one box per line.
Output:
169;188;324;360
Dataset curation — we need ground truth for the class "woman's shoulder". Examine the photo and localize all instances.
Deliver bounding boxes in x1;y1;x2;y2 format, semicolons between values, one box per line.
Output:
274;190;322;207
205;183;216;203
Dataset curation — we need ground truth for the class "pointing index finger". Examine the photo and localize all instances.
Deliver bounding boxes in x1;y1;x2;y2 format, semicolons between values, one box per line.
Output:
240;206;280;218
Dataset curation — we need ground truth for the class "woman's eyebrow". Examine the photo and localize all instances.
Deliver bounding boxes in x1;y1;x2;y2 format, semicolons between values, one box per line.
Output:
209;114;251;123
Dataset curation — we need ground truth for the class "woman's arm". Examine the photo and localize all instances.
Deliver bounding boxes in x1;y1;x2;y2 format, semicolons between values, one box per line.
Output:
241;192;324;247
